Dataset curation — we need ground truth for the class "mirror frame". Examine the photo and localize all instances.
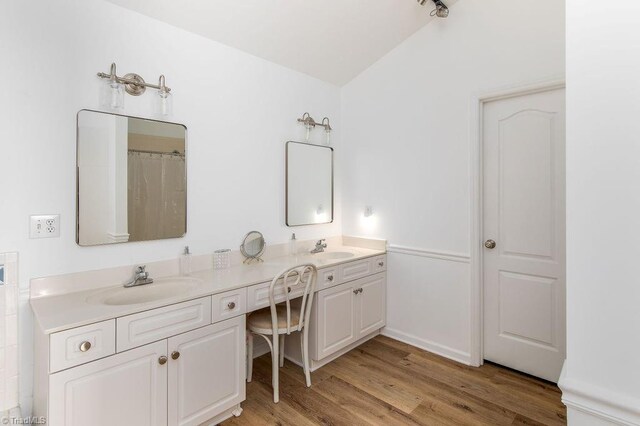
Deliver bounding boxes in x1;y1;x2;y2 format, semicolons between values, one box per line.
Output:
240;231;266;264
75;109;188;246
285;141;334;227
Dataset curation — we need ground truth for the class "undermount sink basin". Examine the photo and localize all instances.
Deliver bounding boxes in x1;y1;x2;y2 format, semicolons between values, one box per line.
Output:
311;251;356;260
86;276;202;306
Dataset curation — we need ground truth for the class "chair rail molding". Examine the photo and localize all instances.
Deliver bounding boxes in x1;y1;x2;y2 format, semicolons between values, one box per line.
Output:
558;363;640;426
387;244;470;264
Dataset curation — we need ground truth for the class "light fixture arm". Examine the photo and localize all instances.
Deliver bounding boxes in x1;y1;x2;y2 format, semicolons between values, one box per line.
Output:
296;112;332;132
97;62;172;96
296;112;333;145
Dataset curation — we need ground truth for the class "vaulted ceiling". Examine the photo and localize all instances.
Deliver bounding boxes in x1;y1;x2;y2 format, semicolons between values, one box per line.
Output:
105;0;457;86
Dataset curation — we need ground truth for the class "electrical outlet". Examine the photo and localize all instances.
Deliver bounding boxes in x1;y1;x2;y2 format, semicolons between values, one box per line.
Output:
30;214;60;239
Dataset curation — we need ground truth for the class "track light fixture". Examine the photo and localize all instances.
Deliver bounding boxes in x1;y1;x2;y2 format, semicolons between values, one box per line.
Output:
417;0;449;18
296;112;333;145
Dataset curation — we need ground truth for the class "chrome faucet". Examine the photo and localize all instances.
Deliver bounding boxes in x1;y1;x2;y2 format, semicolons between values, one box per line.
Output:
125;265;154;288
310;239;327;254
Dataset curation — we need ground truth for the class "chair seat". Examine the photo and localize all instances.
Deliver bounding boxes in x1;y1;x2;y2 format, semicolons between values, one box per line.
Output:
248;305;302;335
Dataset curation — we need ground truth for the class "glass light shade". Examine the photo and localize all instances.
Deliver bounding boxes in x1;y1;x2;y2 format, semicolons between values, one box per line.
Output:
324;129;331;145
99;79;124;111
304;124;312;142
153;90;173;117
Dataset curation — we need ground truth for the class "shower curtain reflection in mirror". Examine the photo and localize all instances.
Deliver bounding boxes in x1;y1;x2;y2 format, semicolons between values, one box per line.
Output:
76;110;187;246
127;151;186;242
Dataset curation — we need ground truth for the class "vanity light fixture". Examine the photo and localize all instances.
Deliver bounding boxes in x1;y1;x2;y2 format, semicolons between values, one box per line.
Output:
98;63;125;110
296;112;333;144
153;75;173;117
298;112;316;142
322;117;332;145
97;62;172;113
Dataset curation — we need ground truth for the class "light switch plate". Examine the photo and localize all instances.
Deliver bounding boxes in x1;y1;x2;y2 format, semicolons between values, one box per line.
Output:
30;214;60;239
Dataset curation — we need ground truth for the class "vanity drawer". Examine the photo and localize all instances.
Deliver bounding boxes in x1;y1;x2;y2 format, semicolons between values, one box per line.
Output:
317;267;339;290
116;297;212;352
50;319;116;373
212;288;247;323
247;280;306;312
339;258;374;283
372;255;387;273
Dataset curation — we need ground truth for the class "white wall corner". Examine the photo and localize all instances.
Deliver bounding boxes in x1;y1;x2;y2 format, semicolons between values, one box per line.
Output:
559;362;640;426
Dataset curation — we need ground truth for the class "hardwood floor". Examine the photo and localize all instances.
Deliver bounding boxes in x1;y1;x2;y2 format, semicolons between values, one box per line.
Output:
222;335;566;426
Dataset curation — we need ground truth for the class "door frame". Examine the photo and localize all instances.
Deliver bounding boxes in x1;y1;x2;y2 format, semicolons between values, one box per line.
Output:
469;78;566;367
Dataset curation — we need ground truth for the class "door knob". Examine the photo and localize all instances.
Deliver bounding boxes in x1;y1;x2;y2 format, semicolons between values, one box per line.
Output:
484;239;496;249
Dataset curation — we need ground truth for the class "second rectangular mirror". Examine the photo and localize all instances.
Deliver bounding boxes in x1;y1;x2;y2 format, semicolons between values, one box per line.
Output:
286;141;333;226
77;110;187;246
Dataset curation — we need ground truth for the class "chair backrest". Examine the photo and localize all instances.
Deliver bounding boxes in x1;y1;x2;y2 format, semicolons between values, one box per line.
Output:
268;263;317;335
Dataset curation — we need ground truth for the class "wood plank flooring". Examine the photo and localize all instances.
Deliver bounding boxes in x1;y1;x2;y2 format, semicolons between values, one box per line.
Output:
222;335;566;426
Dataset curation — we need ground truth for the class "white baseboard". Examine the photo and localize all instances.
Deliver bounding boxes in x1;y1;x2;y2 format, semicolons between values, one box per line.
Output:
559;362;640;426
381;327;471;365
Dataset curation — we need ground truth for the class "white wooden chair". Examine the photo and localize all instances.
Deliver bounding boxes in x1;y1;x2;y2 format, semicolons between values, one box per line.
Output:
246;263;317;403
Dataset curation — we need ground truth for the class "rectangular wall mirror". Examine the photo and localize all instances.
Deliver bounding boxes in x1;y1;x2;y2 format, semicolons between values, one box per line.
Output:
76;110;187;246
286;141;333;226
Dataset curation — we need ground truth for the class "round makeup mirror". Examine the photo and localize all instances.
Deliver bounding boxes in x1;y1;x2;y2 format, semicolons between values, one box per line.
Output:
240;231;266;264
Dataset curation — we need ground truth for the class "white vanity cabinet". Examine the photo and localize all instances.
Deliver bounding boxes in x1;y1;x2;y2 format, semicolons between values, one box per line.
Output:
49;340;168;426
310;272;387;361
35;295;246;426
167;316;245;426
354;272;386;337
32;246;387;425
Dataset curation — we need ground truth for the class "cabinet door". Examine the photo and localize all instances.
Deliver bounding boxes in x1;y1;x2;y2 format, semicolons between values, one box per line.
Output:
312;282;356;360
168;316;246;426
49;340;167;426
355;272;387;338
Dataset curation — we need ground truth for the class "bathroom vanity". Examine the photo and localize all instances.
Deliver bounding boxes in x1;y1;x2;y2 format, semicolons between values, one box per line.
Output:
30;238;386;426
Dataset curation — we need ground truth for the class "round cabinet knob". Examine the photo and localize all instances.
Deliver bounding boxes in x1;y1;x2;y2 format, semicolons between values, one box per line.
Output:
158;356;168;365
484;239;497;249
353;289;359;295
171;351;180;360
288;287;292;293
227;301;236;310
359;288;364;294
327;275;334;282
79;341;91;352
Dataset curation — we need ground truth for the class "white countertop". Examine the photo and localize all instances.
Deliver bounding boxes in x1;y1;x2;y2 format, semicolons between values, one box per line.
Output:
31;245;386;334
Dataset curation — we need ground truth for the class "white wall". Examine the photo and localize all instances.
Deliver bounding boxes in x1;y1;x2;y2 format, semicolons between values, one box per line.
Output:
341;0;565;361
560;1;640;424
0;0;341;412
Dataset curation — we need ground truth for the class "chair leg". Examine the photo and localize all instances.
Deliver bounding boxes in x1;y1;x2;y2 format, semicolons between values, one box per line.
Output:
246;332;254;383
302;327;311;387
279;335;285;367
272;335;280;403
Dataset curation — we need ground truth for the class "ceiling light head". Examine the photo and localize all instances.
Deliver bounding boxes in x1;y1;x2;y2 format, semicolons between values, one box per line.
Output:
418;0;449;18
435;5;449;17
